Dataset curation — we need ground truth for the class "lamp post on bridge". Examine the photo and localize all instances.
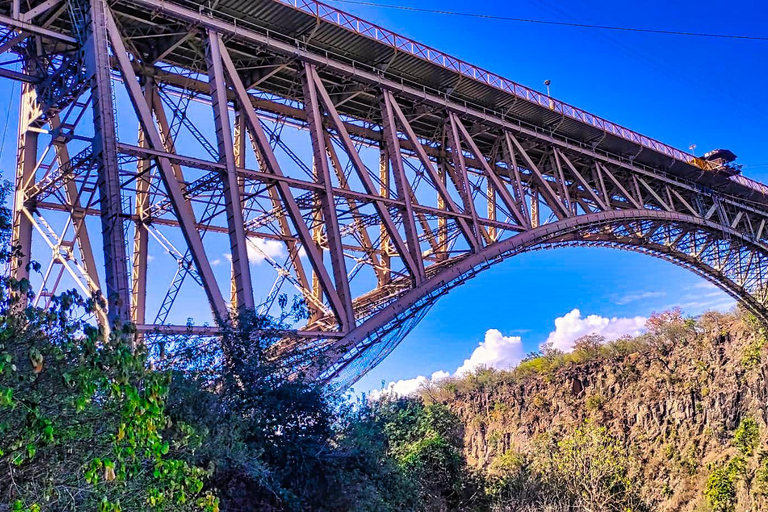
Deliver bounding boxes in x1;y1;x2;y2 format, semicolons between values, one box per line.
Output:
544;79;553;109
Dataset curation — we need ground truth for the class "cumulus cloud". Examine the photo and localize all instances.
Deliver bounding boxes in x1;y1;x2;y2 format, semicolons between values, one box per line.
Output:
368;370;450;400
369;310;648;398
247;237;286;264
455;329;525;376
370;329;524;398
544;309;646;353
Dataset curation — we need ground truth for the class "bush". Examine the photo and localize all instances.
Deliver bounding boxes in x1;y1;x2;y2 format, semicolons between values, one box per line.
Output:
733;417;760;456
585;393;605;412
532;422;647;511
704;457;746;512
741;331;767;370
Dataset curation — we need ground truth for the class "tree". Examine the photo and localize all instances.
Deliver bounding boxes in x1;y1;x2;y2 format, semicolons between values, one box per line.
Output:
533;422;646;512
0;180;215;511
572;334;606;359
370;397;488;512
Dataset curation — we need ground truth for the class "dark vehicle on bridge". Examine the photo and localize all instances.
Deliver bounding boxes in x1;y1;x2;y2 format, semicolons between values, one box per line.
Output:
693;148;742;177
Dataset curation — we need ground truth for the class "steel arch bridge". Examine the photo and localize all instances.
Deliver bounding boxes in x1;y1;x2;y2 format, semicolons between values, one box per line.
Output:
3;0;768;387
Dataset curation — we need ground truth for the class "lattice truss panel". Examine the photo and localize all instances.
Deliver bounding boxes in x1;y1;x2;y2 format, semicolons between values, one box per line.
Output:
3;0;768;387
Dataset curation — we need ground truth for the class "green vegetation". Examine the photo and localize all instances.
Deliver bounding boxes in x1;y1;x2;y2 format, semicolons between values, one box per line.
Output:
6;173;768;512
733;417;760;456
741;329;766;370
705;457;746;512
0;182;475;511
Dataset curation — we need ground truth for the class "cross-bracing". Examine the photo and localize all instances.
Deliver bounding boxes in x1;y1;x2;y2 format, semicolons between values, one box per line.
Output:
4;0;768;387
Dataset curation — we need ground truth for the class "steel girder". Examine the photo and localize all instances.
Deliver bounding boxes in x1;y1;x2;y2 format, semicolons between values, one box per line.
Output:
4;0;768;386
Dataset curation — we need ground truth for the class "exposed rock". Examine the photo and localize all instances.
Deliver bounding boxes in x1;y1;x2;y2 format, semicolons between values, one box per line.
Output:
430;310;768;511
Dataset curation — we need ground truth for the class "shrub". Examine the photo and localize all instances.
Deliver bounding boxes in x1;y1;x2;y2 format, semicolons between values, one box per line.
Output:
755;452;768;496
704;457;746;512
733;417;760;456
533;422;647;511
585;393;605;412
742;331;767;370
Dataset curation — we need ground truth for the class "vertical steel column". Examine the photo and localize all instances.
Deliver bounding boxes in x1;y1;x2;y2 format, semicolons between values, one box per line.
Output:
308;66;422;282
386;92;479;251
10;84;39;292
215;44;343;326
324;132;382;281
446;116;483;244
380;92;425;276
436;146;448;262
487;178;496;241
83;0;130;325
501;135;530;226
206;31;254;313
131;80;152;326
232;111;247;307
302;64;354;330
530;188;540;228
379;143;391;285
311;159;324;321
104;8;228;323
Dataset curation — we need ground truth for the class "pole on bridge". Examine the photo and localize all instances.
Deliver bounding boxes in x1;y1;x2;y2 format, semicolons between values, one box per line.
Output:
81;0;131;327
10;83;40;300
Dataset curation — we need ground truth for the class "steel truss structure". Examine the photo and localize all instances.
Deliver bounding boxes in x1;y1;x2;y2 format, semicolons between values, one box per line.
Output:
4;0;768;387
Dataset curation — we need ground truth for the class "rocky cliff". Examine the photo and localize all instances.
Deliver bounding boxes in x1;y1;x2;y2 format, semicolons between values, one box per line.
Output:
427;309;768;511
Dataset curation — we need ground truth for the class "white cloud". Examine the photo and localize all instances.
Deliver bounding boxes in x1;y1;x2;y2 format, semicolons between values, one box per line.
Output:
369;329;523;398
455;329;525;376
659;298;735;314
211;258;222;267
369;370;450;400
544;309;646;353
247;237;286;264
369;310;647;399
615;290;665;305
690;281;718;290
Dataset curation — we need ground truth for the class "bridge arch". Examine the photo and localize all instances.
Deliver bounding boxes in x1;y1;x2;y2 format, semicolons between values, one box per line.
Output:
324;210;768;386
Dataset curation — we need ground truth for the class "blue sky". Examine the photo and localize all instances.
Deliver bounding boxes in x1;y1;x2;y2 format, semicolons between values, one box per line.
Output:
325;0;768;394
0;0;766;395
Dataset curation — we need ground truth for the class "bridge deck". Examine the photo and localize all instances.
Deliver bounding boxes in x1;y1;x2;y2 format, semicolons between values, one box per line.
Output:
3;0;766;202
111;0;767;203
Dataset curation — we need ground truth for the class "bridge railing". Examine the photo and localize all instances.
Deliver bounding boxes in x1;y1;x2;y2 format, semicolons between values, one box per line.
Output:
731;174;768;197
278;0;698;166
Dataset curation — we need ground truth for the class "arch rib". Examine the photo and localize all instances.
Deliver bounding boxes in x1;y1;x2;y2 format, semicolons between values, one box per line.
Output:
320;209;768;386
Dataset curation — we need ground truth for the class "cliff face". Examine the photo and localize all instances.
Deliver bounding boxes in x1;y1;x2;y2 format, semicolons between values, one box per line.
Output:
431;310;768;510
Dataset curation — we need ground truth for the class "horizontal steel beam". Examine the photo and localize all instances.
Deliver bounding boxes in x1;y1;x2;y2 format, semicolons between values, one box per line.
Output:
0;13;77;43
134;323;344;338
115;143;525;232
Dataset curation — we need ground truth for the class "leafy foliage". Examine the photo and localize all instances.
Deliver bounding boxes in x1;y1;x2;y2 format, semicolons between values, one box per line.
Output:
733;417;760;457
533;422;647;511
704;457;746;512
367;398;487;511
0;184;215;511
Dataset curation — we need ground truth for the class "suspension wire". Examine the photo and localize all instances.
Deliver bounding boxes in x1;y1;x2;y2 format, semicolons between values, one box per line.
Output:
0;78;18;162
327;0;768;41
531;0;768;120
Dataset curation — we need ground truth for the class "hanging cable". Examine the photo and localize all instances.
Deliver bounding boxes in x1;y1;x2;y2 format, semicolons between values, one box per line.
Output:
0;78;18;163
327;0;768;41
